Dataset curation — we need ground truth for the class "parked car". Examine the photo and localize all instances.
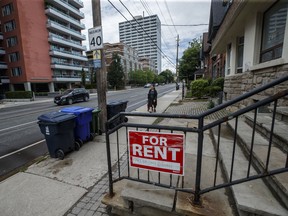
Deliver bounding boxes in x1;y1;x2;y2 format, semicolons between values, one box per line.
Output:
144;83;152;88
54;88;89;105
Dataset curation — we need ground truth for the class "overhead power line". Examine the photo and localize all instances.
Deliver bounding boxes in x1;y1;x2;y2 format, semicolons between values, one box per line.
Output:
162;24;208;27
107;0;176;68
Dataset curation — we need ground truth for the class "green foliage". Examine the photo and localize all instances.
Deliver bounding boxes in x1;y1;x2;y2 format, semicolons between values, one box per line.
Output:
159;69;174;83
211;77;224;90
207;100;215;109
189;77;224;99
85;84;96;89
5;91;33;99
35;92;48;96
190;79;209;98
81;68;86;87
107;53;125;89
129;69;155;85
179;38;201;83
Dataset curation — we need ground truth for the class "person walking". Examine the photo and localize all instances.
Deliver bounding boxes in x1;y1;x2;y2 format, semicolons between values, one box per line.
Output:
147;85;157;112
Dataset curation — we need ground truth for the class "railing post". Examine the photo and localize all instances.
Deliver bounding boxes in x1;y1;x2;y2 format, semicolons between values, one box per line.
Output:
105;122;114;197
194;117;204;204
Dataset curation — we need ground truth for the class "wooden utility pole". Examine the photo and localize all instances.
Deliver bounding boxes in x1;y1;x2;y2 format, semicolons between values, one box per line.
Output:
176;34;179;83
92;0;107;132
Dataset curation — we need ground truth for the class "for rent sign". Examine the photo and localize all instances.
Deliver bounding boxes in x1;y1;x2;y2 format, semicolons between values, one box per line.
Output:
128;131;184;175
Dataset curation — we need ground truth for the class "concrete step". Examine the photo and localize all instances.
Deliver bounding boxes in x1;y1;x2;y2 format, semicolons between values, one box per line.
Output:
271;106;288;123
102;118;236;216
244;112;288;152
211;122;288;216
227;117;288;210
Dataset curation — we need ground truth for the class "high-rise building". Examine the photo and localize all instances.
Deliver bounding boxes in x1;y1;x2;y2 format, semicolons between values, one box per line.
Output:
119;15;161;73
0;0;87;94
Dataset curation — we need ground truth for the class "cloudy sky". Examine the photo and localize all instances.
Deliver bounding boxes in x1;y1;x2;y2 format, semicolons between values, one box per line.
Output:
81;0;211;73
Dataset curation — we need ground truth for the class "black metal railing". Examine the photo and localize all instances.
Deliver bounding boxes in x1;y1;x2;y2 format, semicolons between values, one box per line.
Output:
105;75;288;204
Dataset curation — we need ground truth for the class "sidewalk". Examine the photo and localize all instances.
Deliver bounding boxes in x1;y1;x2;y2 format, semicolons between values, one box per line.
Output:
0;90;183;216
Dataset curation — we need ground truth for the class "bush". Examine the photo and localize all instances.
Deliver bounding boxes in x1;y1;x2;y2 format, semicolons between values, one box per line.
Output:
207;100;215;109
35;92;48;96
211;77;224;89
191;79;209;98
5;91;33;99
205;85;222;97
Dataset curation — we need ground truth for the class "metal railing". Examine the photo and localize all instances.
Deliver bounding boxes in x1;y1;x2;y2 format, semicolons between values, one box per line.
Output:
105;75;288;204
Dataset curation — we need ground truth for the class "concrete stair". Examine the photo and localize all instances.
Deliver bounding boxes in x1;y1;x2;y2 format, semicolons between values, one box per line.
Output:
219;113;288;215
102;119;236;216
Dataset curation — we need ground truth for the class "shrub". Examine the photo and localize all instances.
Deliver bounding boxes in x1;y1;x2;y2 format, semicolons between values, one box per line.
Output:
211;77;224;90
191;79;209;98
205;85;222;97
35;92;48;96
207;100;215;109
5;91;33;99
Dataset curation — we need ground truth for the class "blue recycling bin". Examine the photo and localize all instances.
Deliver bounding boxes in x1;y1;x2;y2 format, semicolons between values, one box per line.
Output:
38;112;77;160
107;101;128;128
60;107;94;143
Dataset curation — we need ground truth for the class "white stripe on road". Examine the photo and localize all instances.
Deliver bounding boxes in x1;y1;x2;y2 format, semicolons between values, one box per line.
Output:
0;139;45;160
0;120;38;132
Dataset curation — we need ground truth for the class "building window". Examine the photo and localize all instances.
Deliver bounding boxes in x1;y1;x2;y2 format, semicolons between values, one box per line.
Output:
226;43;231;75
237;36;244;73
261;0;288;63
6;36;18;47
4;20;16;32
11;67;22;77
8;52;20;62
2;4;13;16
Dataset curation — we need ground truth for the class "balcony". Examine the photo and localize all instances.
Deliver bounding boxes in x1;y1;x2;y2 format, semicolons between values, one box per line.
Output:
48;34;86;51
45;7;85;30
68;0;84;8
47;21;86;40
0;48;6;55
49;49;88;61
52;74;89;82
46;0;84;19
0;62;8;69
51;62;85;71
0;76;10;84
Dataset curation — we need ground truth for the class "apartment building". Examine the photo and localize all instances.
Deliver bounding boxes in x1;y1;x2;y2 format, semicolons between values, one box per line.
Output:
119;15;161;73
0;0;87;94
138;56;156;72
104;42;142;83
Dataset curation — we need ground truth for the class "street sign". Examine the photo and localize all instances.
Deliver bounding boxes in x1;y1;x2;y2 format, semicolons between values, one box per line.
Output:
87;50;101;60
88;26;103;50
128;131;185;175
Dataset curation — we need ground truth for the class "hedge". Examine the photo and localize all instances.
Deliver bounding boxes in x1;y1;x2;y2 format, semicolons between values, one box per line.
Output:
5;91;33;99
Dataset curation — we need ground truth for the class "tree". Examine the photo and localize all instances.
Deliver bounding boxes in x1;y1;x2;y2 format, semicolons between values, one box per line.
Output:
159;69;174;83
81;68;86;87
179;38;201;84
107;53;125;90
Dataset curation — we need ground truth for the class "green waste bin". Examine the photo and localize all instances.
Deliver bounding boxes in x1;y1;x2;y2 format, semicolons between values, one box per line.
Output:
91;109;102;135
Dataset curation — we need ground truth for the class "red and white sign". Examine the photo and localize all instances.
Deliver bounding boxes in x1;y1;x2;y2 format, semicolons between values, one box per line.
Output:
128;131;185;175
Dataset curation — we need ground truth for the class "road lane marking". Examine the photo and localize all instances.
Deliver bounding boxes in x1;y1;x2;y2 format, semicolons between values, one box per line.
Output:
0;120;38;132
0;139;45;160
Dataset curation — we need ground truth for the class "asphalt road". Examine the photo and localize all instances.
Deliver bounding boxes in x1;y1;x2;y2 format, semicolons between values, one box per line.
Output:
0;84;176;179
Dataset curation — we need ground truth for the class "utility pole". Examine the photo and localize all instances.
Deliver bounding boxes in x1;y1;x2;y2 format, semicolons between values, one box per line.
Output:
176;34;179;83
91;0;107;132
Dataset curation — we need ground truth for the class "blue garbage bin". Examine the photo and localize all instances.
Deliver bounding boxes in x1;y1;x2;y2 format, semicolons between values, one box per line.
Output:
107;101;128;128
60;107;94;144
38;112;78;160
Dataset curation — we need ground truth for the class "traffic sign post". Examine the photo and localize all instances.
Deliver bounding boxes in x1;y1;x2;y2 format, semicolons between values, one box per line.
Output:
128;131;185;175
88;26;103;50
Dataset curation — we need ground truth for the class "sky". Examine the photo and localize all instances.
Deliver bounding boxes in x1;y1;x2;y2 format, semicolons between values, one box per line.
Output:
81;0;211;73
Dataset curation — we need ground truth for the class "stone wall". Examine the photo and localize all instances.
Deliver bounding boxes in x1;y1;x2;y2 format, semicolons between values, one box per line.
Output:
223;64;288;111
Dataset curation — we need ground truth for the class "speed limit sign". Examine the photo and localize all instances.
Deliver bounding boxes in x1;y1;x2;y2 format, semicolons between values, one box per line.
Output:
88;26;103;50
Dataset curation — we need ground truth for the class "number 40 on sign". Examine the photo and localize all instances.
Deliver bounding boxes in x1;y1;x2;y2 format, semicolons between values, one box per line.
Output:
88;26;103;50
